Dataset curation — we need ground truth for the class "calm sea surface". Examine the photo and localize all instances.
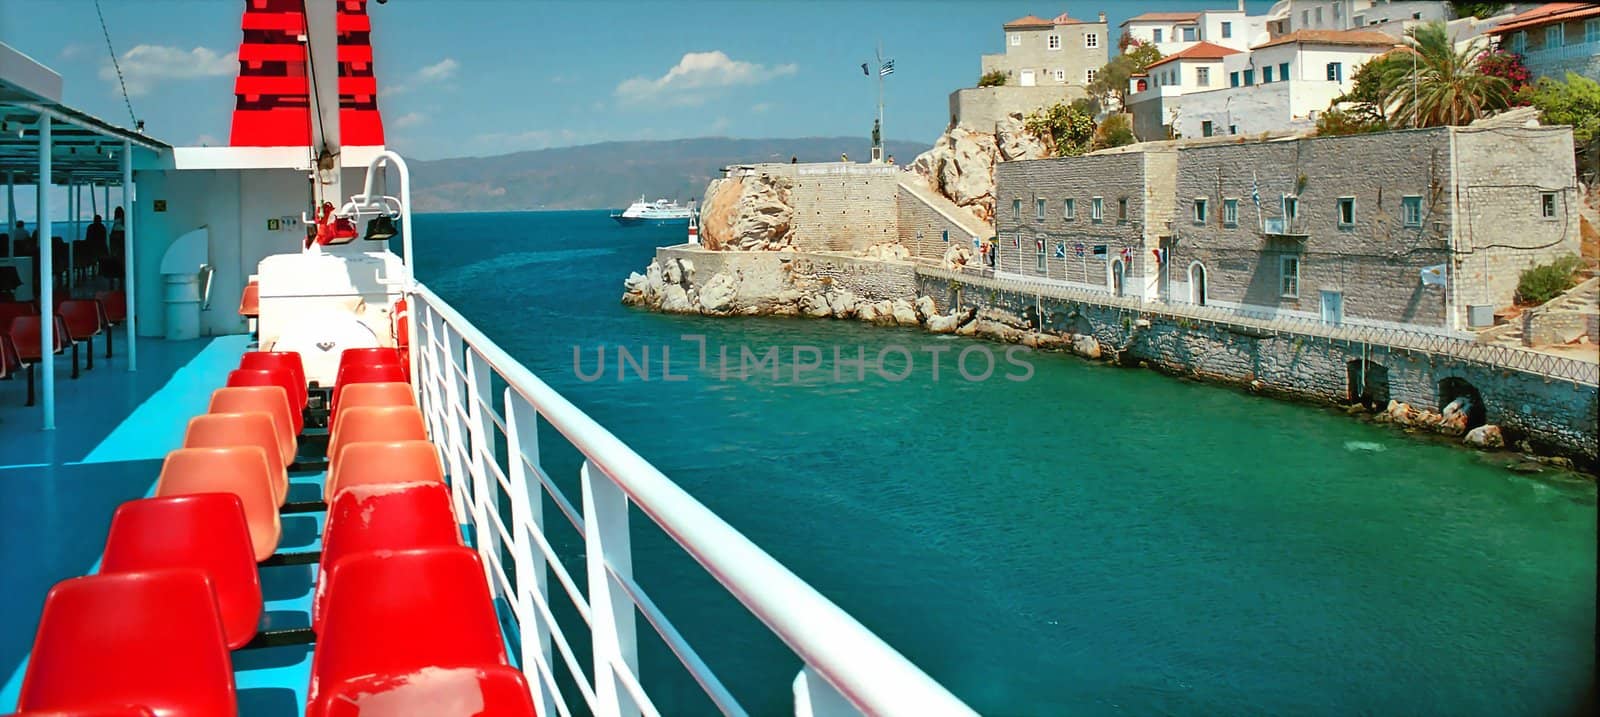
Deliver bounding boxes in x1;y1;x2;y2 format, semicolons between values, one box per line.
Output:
412;210;1595;716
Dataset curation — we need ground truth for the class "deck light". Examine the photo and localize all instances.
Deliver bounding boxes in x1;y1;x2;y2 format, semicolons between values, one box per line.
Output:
364;214;398;241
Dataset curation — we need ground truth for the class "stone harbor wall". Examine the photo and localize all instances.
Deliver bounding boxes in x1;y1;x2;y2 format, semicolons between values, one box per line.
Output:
702;163;901;255
913;271;1599;467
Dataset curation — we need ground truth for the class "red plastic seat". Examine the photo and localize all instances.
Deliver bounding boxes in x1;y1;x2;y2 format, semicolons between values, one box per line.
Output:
96;289;128;324
331;361;407;415
325;439;443;500
157;447;282;560
0;300;36;333
8;314;73;401
182;412;289;508
58;299;104;370
330;380;414;430
308;547;510;717
327;405;428;474
17;570;237;716
100;494;263;649
227;368;305;434
239;281;259;318
321;664;538;717
239;351;308;410
11;707;156;716
209;386;298;465
314;481;460;632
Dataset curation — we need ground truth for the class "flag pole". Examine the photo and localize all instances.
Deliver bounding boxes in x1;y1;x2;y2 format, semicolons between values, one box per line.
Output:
876;40;884;162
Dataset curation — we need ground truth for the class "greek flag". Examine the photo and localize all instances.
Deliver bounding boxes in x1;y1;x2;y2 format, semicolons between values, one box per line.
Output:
1250;171;1260;207
861;62;869;76
880;59;895;77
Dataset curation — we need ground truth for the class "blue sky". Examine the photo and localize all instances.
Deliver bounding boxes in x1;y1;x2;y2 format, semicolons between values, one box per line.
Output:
2;0;1272;160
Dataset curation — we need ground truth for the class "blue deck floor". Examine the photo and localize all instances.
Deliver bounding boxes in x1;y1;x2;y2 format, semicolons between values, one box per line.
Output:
0;333;324;714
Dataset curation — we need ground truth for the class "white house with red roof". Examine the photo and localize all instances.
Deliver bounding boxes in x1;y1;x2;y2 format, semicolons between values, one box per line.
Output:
1127;28;1400;141
1121;3;1269;56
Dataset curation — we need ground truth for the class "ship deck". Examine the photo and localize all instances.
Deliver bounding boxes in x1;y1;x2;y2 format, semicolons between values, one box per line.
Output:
0;333;322;714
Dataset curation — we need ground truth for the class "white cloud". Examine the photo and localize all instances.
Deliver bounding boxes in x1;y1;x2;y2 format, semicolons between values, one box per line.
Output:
389;57;459;95
100;45;237;96
60;44;86;60
615;51;796;107
415;58;459;83
392;112;427;129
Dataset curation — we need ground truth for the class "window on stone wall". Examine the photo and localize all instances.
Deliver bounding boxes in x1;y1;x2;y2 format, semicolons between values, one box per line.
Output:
1064;198;1076;219
1036;238;1047;272
1036;198;1047;220
1223;198;1239;227
1510;31;1527;54
1401;195;1422;226
942;229;949;243
1118;197;1129;223
1091;197;1104;222
1182;26;1196;41
1048;34;1061;50
1193;198;1208;224
1541;192;1558;219
1086;68;1099;83
1085;32;1099;48
1013;198;1022;220
1197;66;1211;86
1326;62;1343;82
1337;197;1355;227
1279;62;1290;81
1054;69;1065;82
1264;65;1275;83
1243;68;1255;85
1221;21;1232;38
1315;7;1323;25
1280;255;1300;298
1010;33;1021;46
1282;194;1299;221
1230;71;1240;87
1154;28;1164;43
1202;120;1214;136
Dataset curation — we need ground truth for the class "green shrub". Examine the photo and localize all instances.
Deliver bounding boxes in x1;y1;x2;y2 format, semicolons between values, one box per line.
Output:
1515;254;1584;305
977;70;1007;88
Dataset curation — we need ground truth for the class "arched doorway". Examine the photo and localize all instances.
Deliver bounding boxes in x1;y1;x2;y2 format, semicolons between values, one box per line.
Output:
1110;258;1125;297
1438;377;1487;429
1346;359;1390;408
1188;262;1208;306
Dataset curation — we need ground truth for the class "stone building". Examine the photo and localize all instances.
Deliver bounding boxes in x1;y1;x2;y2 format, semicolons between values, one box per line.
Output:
1169;126;1580;331
702;162;902;255
949;12;1107;131
1488;3;1600;82
993;148;1177;298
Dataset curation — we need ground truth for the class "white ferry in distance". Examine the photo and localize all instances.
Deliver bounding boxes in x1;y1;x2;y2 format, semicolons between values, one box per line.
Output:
610;196;693;225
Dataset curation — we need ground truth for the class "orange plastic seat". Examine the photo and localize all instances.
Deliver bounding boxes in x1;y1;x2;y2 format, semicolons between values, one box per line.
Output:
239;351;308;410
239;281;259;318
157;447;283;559
17;570;237;716
325;439;443;500
322;664;538;717
331;362;407;415
182;413;289;508
327;405;428;474
330;380;414;426
308;547;511;717
314;481;460;632
101;494;263;649
227;368;305;434
208;386;297;466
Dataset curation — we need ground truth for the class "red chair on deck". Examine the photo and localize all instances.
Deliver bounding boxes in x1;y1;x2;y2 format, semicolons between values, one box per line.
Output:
227;368;305;434
338;347;402;373
239;281;259;319
322;664;537;717
100;494;263;649
331;362;407;416
330;380;414;427
157;447;282;560
325;439;443;501
16;570;237;716
239;351;307;406
58;300;104;371
208;386;298;466
326;405;428;476
9;315;72;404
96;289;127;324
314;480;460;632
307;547;518;717
0;300;35;333
181;413;289;508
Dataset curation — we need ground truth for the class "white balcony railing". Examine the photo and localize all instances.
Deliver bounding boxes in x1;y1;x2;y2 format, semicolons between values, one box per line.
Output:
1521;39;1600;64
407;283;977;717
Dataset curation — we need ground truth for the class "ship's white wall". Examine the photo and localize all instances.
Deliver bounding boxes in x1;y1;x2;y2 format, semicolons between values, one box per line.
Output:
131;165;366;337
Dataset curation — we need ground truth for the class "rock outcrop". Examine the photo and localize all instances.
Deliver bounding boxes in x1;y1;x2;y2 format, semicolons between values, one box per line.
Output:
699;172;796;251
908;112;1050;225
1464;424;1505;450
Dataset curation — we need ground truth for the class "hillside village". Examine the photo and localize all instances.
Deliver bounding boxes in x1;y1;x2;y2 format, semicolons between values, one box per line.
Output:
625;0;1600;465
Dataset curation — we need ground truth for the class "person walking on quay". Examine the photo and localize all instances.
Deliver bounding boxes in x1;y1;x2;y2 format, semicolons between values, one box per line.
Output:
790;155;797;164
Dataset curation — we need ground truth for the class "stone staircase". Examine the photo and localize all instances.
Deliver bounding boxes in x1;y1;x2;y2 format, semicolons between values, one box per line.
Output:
897;175;993;240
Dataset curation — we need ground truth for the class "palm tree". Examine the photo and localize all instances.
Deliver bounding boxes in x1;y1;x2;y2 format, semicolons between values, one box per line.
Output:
1379;22;1511;128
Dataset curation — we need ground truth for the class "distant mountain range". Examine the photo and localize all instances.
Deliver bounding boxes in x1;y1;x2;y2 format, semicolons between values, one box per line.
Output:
408;137;931;213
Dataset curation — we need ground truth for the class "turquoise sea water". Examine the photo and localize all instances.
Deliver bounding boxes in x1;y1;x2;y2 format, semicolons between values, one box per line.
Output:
413;210;1596;716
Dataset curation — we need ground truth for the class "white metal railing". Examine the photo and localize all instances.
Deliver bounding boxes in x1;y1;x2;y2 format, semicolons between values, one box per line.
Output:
406;282;976;717
921;265;1600;386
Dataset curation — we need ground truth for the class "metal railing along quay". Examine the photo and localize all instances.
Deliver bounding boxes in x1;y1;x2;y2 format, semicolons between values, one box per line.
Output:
408;283;978;717
919;265;1600;387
